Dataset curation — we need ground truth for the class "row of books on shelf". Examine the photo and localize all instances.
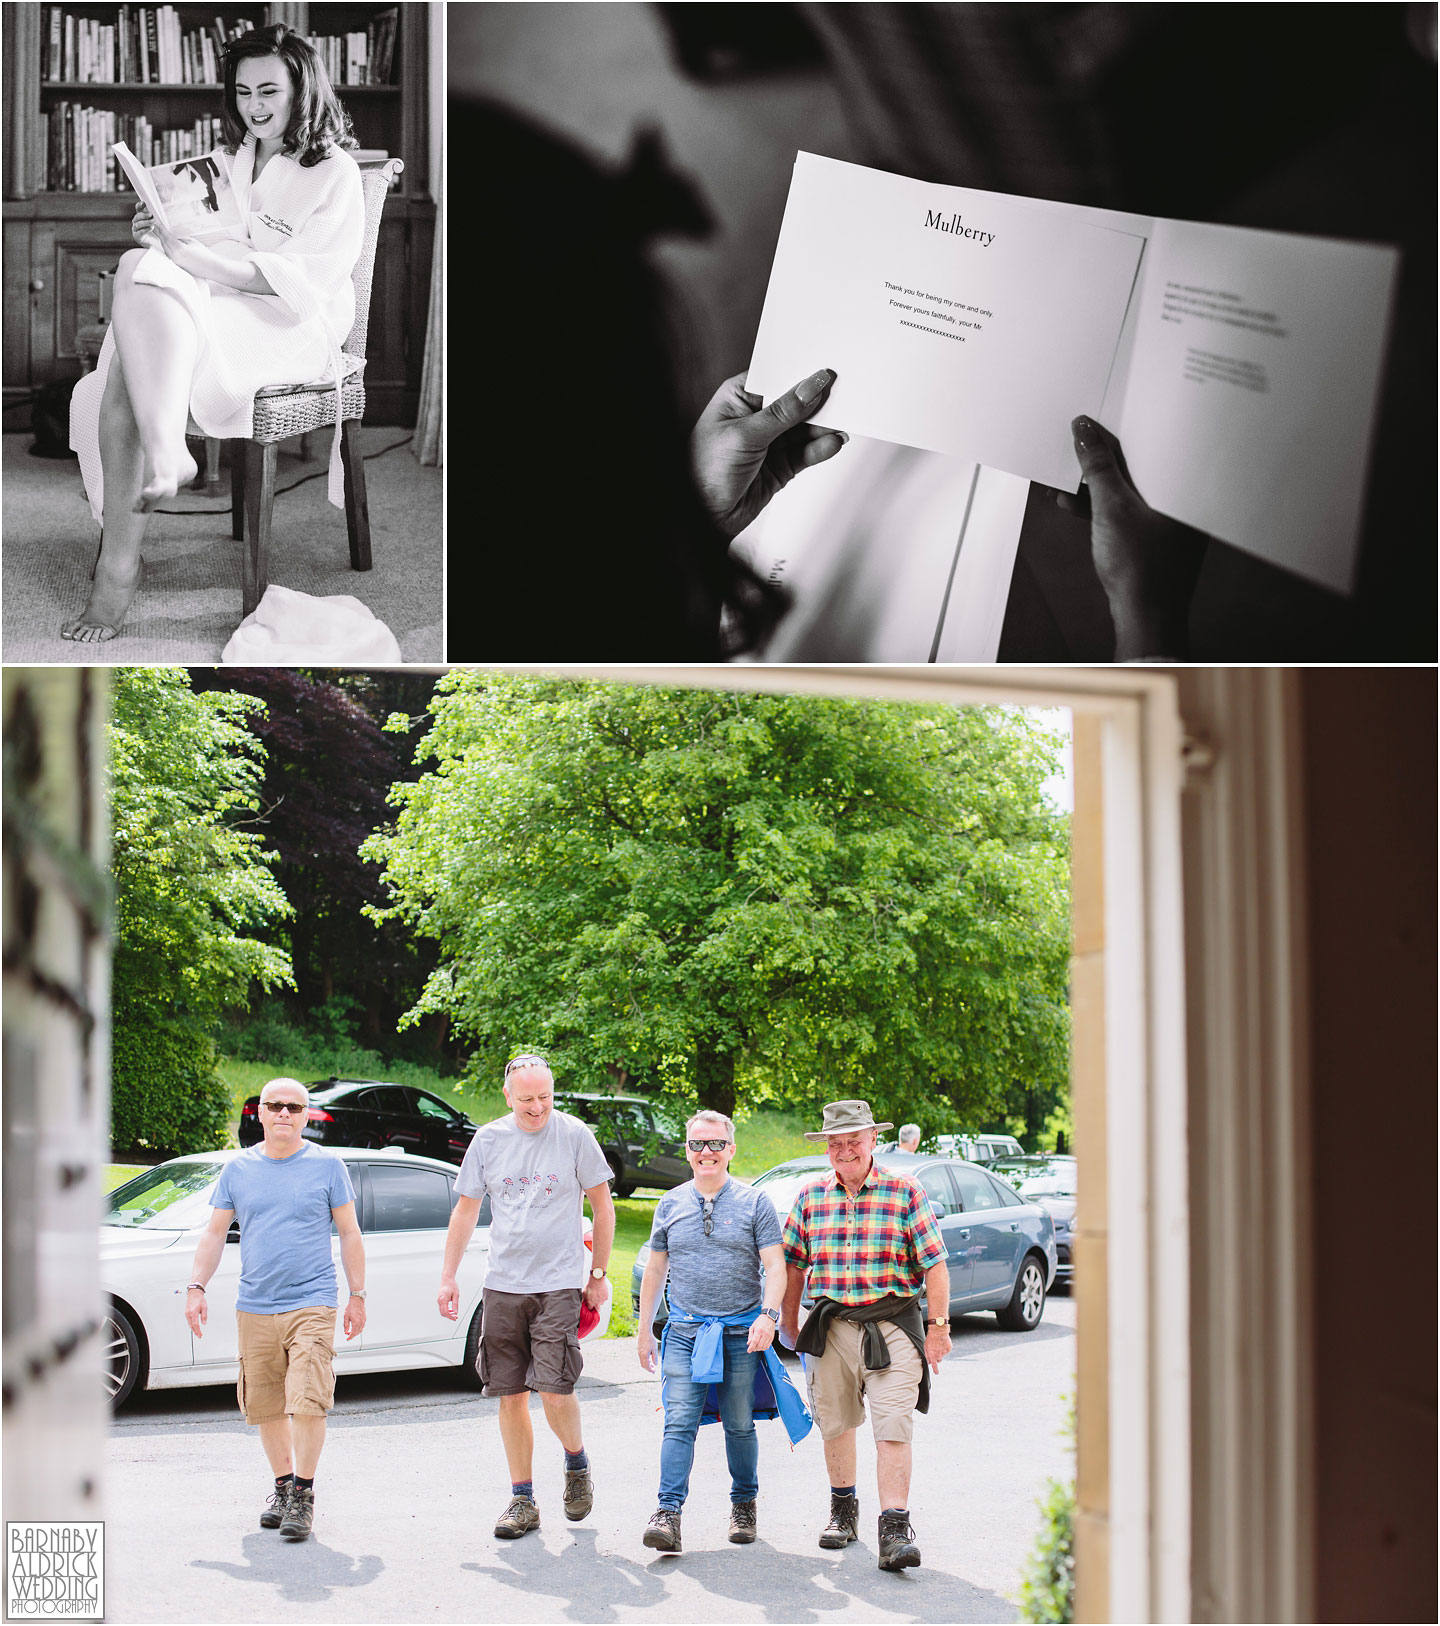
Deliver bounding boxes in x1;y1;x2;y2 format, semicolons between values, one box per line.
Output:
41;7;400;87
305;13;399;87
45;105;224;192
43;8;255;86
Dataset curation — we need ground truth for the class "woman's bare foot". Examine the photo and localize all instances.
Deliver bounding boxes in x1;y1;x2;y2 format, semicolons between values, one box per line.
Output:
61;560;143;641
136;446;198;512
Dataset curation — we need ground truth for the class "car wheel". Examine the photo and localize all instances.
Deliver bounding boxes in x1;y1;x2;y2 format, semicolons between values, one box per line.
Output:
996;1253;1048;1331
103;1302;145;1408
606;1155;634;1201
461;1303;485;1390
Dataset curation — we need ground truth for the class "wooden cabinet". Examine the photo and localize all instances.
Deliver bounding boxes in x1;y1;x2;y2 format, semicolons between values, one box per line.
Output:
2;2;432;426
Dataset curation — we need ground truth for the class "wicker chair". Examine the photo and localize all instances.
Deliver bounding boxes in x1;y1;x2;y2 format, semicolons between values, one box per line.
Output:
225;156;403;616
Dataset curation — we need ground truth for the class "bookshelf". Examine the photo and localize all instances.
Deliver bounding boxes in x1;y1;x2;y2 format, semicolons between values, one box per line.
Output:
3;1;434;427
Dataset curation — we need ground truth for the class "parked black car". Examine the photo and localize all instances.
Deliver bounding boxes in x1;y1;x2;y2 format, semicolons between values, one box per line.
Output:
553;1093;689;1197
237;1079;478;1166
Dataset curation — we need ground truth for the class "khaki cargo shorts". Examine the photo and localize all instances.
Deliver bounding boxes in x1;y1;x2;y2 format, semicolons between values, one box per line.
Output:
805;1317;923;1443
236;1305;338;1424
479;1287;583;1396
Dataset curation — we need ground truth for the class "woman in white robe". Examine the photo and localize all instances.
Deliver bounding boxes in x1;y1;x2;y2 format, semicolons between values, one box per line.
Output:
64;24;365;641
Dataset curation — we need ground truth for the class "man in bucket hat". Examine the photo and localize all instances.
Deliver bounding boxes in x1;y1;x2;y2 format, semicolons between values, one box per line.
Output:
779;1099;951;1571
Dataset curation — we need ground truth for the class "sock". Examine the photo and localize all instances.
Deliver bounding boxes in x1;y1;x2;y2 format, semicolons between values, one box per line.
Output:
831;1485;856;1499
563;1448;589;1471
275;1474;294;1489
294;1476;314;1492
881;1505;908;1517
512;1479;534;1500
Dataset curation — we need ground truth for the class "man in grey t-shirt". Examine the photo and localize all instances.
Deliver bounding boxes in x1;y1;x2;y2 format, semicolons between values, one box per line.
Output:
635;1109;785;1553
438;1054;614;1541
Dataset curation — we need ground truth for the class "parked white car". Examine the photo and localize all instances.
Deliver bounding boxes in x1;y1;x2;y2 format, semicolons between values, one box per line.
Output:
101;1146;610;1406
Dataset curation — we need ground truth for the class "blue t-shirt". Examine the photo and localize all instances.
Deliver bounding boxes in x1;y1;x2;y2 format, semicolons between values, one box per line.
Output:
648;1178;783;1315
211;1145;356;1314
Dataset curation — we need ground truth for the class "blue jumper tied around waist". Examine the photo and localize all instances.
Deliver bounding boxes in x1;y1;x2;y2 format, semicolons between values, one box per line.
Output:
661;1307;813;1446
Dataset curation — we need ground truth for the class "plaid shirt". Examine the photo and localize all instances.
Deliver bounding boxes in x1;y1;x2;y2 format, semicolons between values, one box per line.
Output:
781;1164;945;1304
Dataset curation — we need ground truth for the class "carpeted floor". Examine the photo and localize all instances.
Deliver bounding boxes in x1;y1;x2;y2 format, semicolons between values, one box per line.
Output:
2;428;442;663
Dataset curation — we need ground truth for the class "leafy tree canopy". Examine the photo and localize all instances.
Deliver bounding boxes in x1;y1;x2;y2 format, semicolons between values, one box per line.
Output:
364;675;1070;1133
186;668;441;1049
110;666;292;1025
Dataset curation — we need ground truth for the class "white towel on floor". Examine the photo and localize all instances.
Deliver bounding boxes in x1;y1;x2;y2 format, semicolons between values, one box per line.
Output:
221;584;401;664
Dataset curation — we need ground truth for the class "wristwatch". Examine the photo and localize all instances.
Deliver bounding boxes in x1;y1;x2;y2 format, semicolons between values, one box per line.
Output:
761;1308;780;1324
590;1267;606;1281
349;1288;367;1299
927;1316;949;1327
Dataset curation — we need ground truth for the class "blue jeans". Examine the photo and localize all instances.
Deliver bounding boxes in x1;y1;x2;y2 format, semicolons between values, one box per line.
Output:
657;1323;759;1509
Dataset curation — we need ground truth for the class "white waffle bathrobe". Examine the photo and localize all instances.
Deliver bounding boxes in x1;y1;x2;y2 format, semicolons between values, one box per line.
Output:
70;135;365;524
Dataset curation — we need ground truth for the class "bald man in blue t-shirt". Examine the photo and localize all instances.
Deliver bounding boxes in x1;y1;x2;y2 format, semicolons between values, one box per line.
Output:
184;1077;366;1543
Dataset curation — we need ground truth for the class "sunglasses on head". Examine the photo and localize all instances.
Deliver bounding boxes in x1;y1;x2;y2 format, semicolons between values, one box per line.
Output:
263;1101;307;1114
504;1054;549;1079
687;1138;731;1153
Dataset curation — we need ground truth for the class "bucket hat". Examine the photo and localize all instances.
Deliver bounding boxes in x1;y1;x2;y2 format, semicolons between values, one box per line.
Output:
803;1099;894;1141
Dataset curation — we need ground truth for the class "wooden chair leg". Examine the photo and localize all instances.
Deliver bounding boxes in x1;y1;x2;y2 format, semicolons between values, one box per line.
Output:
242;440;277;618
203;435;223;496
230;440;246;542
340;417;372;571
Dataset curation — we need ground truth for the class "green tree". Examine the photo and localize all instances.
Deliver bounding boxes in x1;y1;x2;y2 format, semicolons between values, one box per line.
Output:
109;668;293;1152
365;675;1069;1131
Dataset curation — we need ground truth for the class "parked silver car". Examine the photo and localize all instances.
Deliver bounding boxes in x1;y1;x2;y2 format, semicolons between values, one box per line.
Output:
988;1155;1078;1290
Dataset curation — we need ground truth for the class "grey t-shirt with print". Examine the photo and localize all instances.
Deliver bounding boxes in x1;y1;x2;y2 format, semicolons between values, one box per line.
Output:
455;1109;611;1294
648;1177;783;1315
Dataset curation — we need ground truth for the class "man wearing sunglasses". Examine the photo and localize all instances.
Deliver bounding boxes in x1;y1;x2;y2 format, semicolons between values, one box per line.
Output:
635;1110;788;1553
438;1053;615;1541
184;1078;367;1543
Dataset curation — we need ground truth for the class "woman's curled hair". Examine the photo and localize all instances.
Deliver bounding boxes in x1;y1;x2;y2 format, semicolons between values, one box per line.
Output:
221;23;356;167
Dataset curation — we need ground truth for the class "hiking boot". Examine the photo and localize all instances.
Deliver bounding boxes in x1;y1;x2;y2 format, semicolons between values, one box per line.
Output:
259;1479;292;1529
877;1510;921;1571
818;1491;860;1549
562;1466;594;1521
278;1484;314;1542
728;1499;758;1544
642;1507;682;1553
494;1495;541;1539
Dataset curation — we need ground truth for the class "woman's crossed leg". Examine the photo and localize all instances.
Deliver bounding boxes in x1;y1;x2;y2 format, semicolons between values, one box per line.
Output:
62;247;201;641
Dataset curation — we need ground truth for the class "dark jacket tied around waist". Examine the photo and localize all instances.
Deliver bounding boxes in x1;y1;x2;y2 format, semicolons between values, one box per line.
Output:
794;1293;931;1415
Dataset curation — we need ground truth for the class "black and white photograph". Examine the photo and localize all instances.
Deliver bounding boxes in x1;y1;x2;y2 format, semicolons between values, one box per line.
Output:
2;1;442;661
451;2;1434;662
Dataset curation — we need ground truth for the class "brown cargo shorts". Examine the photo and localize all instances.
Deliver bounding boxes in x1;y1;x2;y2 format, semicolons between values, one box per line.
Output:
236;1305;339;1424
805;1317;924;1443
479;1287;583;1397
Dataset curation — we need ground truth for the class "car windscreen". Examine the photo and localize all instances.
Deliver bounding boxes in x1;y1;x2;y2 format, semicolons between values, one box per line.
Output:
990;1160;1077;1196
105;1162;222;1228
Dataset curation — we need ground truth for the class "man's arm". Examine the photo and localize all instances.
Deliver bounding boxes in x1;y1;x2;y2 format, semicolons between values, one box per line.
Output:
582;1179;615;1311
921;1259;952;1372
184;1207;233;1337
333;1200;366;1341
437;1194;483;1321
780;1263;807;1350
746;1242;786;1353
635;1247;669;1373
